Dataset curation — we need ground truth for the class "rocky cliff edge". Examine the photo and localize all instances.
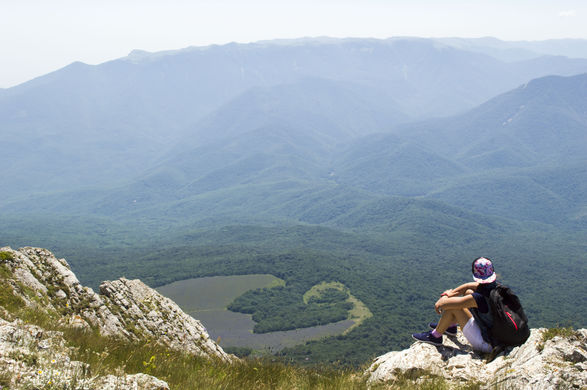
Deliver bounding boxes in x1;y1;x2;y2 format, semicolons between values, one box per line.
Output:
0;246;236;389
366;326;586;389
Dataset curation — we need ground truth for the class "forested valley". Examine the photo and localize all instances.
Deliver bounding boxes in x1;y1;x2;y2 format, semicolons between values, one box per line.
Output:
1;38;586;366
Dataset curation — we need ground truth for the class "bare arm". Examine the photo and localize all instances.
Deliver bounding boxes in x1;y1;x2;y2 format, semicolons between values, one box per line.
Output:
435;294;478;314
442;282;479;298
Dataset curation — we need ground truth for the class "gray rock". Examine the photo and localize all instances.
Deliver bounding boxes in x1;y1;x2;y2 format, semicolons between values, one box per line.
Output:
0;246;236;363
95;373;170;390
0;317;169;389
99;277;235;361
367;328;587;389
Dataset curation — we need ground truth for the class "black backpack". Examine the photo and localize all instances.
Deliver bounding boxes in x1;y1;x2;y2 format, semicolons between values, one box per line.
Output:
488;284;530;347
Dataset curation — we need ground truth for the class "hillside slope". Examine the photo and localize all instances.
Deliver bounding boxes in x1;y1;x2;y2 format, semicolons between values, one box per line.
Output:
0;246;236;388
3;38;587;200
336;73;587;225
1;246;584;389
0;246;233;356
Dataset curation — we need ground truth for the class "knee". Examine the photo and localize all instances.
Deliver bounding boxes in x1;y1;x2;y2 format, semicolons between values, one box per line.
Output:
442;308;467;319
441;308;460;318
465;289;475;295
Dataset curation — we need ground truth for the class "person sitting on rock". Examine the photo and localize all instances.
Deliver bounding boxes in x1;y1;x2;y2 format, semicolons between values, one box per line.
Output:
411;257;497;353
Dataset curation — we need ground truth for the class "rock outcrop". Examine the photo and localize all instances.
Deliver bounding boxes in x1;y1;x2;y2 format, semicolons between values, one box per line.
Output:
0;318;170;389
100;277;229;359
0;246;236;389
366;328;587;389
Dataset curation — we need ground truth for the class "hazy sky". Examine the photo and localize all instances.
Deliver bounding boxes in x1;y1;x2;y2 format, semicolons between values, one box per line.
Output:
1;0;586;88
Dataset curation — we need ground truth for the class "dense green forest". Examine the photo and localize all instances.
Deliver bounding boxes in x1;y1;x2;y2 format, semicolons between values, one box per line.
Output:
227;285;352;333
1;48;586;368
2;214;585;366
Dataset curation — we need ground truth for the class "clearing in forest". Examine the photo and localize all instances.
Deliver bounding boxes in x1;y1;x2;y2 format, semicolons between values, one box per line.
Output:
302;281;372;333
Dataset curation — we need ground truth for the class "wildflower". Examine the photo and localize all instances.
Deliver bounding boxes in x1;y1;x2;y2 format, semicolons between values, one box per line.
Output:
38;370;42;374
51;359;56;364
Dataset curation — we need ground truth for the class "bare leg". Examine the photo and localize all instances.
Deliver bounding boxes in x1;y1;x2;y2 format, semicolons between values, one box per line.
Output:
435;289;475;333
436;308;472;333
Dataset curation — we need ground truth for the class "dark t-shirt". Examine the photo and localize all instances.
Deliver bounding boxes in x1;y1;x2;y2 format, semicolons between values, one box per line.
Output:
472;292;489;313
472;282;497;313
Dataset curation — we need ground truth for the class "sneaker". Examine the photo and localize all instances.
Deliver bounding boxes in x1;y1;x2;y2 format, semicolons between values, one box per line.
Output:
412;330;443;346
428;322;458;336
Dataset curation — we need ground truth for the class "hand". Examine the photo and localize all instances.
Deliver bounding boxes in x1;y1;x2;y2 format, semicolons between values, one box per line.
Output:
441;289;454;297
435;296;447;314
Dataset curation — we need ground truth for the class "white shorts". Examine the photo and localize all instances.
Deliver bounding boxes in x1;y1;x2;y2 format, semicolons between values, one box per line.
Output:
462;317;493;353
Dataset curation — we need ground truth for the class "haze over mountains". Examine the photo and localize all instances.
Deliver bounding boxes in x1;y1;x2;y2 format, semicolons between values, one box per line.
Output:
2;37;587;204
1;37;586;231
336;73;587;225
2;36;586;365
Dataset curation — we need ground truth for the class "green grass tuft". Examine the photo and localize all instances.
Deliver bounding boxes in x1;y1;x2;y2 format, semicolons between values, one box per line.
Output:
0;280;26;313
0;251;14;261
541;326;577;342
61;326;369;389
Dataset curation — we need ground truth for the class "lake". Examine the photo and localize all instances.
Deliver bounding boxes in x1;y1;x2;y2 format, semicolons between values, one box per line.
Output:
156;274;354;351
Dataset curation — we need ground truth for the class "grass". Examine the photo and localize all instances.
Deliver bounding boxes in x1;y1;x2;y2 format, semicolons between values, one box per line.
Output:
0;267;369;389
0;251;15;261
0;264;61;328
0;280;26;313
536;326;579;353
0;371;12;389
541;326;578;343
2;305;371;389
302;281;373;333
1;265;494;390
62;327;370;389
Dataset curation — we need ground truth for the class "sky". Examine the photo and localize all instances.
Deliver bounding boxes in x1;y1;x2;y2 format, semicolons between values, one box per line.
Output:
1;0;586;88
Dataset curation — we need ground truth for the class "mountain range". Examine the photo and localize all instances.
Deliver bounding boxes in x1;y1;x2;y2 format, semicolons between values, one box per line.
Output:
2;62;585;230
1;36;586;365
2;37;587;203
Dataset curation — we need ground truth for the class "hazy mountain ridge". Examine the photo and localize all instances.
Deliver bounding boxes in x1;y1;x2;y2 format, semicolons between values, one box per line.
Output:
384;73;587;164
436;37;587;61
1;37;586;368
2;73;586;229
3;37;587;200
176;77;408;149
335;73;587;225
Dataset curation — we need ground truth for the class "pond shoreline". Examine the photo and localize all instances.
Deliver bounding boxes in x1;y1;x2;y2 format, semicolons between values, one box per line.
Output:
156;274;355;351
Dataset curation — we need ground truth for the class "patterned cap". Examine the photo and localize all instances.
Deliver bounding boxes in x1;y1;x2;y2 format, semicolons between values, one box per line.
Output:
472;257;496;283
